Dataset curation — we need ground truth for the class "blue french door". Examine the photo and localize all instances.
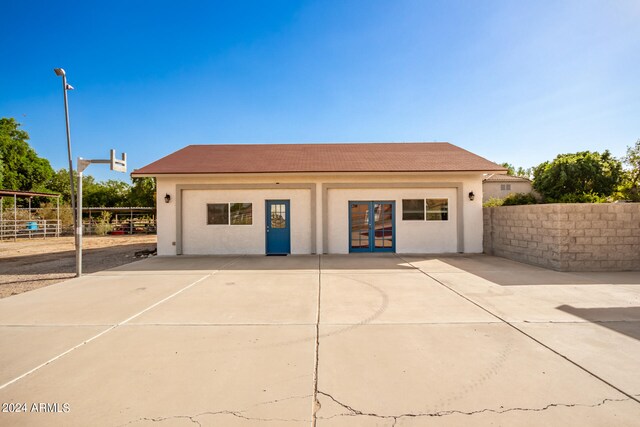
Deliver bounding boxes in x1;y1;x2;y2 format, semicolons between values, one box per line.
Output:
349;201;395;253
266;200;291;255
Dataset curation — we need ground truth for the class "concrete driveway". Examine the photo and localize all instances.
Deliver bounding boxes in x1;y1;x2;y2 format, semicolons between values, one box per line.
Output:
0;254;639;426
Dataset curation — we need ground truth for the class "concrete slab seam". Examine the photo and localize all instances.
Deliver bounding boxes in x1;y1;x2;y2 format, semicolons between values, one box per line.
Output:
393;254;640;406
0;262;238;391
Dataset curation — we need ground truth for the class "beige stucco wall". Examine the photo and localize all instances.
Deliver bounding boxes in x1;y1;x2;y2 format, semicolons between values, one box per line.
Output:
155;172;485;255
484;204;640;271
327;188;458;254
181;189;311;255
482;181;533;202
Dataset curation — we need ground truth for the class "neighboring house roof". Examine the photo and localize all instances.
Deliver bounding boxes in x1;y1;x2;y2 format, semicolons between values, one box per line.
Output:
132;142;506;176
483;174;532;183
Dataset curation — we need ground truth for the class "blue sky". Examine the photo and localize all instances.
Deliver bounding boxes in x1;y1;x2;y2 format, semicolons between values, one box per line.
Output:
1;0;639;181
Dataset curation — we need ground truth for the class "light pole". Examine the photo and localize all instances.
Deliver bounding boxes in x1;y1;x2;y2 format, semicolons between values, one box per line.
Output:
76;150;127;276
53;68;79;275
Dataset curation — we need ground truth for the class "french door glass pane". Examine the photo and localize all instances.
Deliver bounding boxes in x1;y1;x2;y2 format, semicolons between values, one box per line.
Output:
373;203;393;248
350;203;370;249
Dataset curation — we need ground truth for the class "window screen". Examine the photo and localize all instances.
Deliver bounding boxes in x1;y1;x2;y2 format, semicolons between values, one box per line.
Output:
207;204;229;224
230;203;252;225
402;199;424;220
426;199;448;221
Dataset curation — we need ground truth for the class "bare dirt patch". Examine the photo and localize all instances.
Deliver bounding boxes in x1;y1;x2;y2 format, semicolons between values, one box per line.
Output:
0;235;157;298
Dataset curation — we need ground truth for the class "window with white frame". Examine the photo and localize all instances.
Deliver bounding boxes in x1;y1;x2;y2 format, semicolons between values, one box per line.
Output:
426;199;448;221
207;203;252;225
402;199;424;220
402;198;449;221
230;203;252;225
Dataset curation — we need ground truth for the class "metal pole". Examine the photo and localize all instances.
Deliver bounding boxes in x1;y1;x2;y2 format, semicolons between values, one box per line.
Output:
28;197;32;239
14;195;17;241
56;197;60;238
60;73;78;241
77;169;83;277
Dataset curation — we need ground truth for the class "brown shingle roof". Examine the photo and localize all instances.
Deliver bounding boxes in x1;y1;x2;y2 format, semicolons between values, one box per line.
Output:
483;174;532;183
132;142;506;175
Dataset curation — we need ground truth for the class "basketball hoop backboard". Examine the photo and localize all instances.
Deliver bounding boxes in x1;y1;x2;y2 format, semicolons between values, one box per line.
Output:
110;149;127;173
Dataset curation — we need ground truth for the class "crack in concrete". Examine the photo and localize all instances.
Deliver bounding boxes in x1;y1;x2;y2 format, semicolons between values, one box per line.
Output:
312;255;322;426
317;390;630;423
118;395;313;426
248;394;312;409
120;409;309;426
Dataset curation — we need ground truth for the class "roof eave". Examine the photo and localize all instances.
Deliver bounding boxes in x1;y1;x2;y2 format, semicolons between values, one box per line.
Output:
132;169;506;178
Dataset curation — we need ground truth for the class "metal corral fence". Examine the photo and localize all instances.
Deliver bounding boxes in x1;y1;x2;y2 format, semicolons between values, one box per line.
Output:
0;189;64;241
83;207;156;235
0;219;61;240
0;206;156;240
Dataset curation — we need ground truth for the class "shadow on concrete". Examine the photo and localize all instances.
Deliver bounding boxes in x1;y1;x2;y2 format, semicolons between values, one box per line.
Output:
557;305;640;341
95;253;640;281
432;255;639;286
110;254;419;272
0;244;157;275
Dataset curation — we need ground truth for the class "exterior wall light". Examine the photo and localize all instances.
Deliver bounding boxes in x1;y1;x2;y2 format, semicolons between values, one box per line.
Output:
468;191;475;201
164;194;171;203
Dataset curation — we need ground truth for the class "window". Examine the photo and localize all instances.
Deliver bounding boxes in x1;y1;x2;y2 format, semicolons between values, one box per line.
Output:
207;204;229;224
402;198;449;221
426;199;448;221
270;203;286;228
500;184;511;191
207;203;252;225
402;199;424;220
230;203;252;225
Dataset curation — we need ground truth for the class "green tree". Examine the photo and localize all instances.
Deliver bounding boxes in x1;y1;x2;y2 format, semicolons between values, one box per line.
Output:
498;162;532;178
47;169;155;207
128;177;156;207
499;162;516;175
515;166;533;179
0;149;4;186
0;118;54;191
532;150;623;201
84;179;131;207
46;169;74;203
619;139;640;201
46;168;98;203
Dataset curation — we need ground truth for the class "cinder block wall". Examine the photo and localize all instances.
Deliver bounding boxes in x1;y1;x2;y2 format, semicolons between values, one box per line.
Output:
483;204;640;271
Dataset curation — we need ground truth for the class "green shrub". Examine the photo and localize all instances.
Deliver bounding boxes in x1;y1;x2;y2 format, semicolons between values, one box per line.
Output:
483;193;538;207
545;192;609;203
502;192;538;205
483;197;504;207
93;211;113;236
35;202;74;227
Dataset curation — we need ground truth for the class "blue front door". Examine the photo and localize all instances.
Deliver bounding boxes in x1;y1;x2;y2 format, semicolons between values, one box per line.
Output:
266;200;291;255
349;201;395;253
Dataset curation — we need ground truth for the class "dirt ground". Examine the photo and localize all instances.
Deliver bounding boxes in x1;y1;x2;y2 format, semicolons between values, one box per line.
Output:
0;235;157;298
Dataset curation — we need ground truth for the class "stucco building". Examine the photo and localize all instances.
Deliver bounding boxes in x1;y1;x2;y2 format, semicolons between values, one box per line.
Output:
132;142;505;255
482;174;534;202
